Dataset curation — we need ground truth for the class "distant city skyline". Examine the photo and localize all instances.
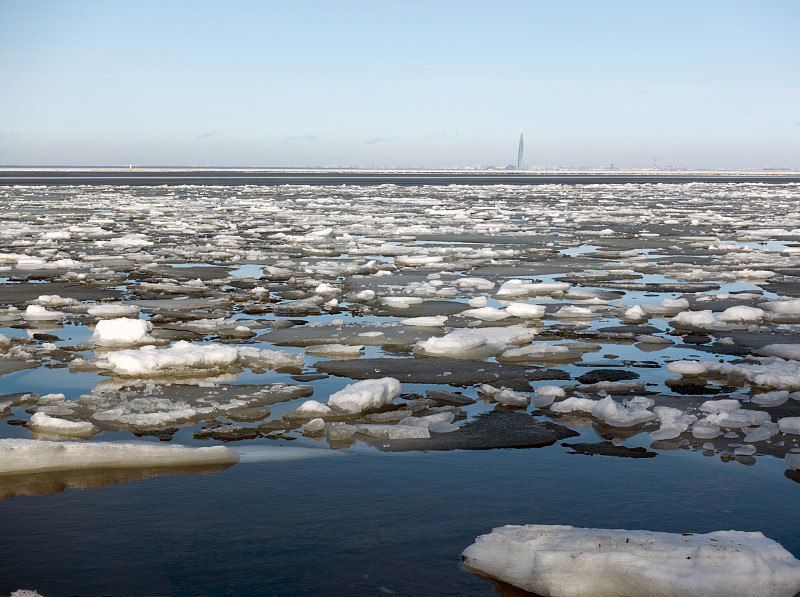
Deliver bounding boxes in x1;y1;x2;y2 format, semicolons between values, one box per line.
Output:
1;1;798;170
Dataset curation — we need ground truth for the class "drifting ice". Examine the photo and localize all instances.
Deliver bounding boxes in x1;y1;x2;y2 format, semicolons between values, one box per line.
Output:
0;439;240;474
462;524;800;597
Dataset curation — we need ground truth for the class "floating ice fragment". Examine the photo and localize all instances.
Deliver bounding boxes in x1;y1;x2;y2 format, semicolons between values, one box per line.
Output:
305;344;364;358
700;399;741;413
779;417;800;435
91;317;155;345
462;524;800;597
413;329;505;360
400;315;447;327
0;439;239;473
550;397;597;413
692;422;721;439
28;412;99;438
591;396;656;427
460;307;511;321
457;277;495;290
667;360;708;376
717;306;764;323
383;296;424;309
494;388;530;407
327;377;402;414
23;305;63;321
97;341;302;376
671;310;718;327
355;424;430;440
87;303;140;318
758;344;800;361
751;390;790;407
706;409;771;429
504;302;546;319
302;418;325;434
553;305;594;319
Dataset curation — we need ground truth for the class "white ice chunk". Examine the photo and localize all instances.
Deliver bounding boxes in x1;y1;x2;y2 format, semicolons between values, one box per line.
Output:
762;299;800;315
778;417;800;435
400;315;447;327
99;342;302;376
28;412;99;438
691;422;721;439
504;302;546;319
302;418;326;434
549;397;597;413
23;305;63;321
667;360;707;376
461;307;511;321
758;344;800;361
327;377;402;414
535;386;565;398
383;296;424;309
706;409;771;429
700;399;741;414
91;317;154;345
291;400;332;418
717;306;764;323
457;277;495;290
553;305;595;319
751;390;790;407
671;310;718;327
0;439;239;473
87;303;140;318
591;396;656;427
355;424;430;440
494;388;530;407
461;524;800;597
305;344;364;358
413;329;505;360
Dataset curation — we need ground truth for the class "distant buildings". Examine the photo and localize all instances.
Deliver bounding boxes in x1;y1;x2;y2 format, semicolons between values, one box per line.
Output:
517;130;524;171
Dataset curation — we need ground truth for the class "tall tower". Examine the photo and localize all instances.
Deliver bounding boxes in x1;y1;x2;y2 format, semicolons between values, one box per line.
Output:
517;130;524;171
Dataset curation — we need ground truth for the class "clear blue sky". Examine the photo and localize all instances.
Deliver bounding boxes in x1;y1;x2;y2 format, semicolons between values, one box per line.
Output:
2;0;798;169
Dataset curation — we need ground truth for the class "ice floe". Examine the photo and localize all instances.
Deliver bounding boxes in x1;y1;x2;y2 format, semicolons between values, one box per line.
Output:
0;439;239;474
462;524;800;597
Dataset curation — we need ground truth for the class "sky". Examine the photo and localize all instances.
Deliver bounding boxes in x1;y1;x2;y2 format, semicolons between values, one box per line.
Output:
1;0;798;169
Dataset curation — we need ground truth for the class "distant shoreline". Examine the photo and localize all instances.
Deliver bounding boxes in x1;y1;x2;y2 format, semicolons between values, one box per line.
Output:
1;169;799;187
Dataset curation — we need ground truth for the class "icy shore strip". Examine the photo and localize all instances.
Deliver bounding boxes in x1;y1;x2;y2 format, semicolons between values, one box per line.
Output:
462;524;800;597
0;439;240;474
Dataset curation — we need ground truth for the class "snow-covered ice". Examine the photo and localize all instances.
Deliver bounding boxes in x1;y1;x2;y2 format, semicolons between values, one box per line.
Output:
462;524;800;597
327;377;402;414
0;439;240;473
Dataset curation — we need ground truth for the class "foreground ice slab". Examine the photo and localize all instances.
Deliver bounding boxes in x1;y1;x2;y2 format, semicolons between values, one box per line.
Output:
462;524;800;597
0;439;240;474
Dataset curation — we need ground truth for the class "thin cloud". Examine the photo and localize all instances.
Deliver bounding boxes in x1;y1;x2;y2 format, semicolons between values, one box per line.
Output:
427;133;459;142
366;135;402;145
198;129;217;140
282;134;320;143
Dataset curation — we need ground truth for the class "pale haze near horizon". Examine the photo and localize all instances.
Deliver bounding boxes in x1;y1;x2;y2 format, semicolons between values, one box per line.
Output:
1;0;798;170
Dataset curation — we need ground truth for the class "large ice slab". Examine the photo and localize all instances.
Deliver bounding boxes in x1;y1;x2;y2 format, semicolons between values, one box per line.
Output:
92;341;302;377
462;524;800;597
0;439;240;474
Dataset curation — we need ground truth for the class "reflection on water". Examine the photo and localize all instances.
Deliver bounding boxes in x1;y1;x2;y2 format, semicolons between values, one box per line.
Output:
0;461;235;501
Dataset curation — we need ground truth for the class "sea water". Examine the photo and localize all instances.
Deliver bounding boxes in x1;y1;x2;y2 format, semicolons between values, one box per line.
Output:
1;174;799;596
